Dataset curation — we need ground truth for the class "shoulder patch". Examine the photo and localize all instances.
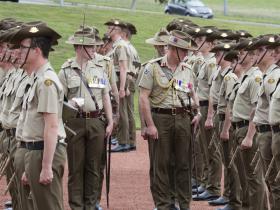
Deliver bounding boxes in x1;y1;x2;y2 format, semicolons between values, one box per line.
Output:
224;75;231;81
268;78;275;84
255;76;262;83
44;79;53;87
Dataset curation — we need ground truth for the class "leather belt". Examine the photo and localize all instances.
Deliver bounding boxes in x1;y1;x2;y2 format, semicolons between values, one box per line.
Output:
199;100;209;107
256;124;271;133
271;124;280;133
77;111;102;119
20;141;44;150
219;114;225;121
5;128;16;137
232;120;249;129
0;123;3;132
19;140;64;150
151;107;190;116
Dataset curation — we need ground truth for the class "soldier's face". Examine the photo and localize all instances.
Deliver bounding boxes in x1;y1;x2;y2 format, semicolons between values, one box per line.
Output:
154;45;166;57
107;26;121;37
0;42;8;61
195;36;206;47
275;46;280;61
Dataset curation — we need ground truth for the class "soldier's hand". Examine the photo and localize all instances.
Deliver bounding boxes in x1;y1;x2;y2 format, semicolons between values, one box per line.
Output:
21;172;29;185
220;131;229;141
39;167;53;185
141;127;148;140
119;89;125;98
241;137;253;150
106;122;114;137
205;118;213;129
192;115;201;132
146;125;158;140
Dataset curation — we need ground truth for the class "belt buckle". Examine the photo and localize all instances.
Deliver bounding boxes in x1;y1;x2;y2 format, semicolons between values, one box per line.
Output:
171;108;176;116
86;112;91;119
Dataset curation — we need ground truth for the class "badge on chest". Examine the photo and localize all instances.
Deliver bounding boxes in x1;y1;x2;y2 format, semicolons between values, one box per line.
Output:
87;76;107;89
173;79;192;93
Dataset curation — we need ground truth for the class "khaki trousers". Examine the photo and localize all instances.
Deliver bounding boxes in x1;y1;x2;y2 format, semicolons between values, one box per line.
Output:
151;112;192;210
235;126;266;210
66;118;106;210
24;144;66;210
128;78;136;146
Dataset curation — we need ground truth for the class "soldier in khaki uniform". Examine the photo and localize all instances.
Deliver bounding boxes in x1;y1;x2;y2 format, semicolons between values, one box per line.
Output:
10;22;66;210
217;49;243;210
207;42;235;207
184;27;221;200
252;35;280;210
230;39;267;210
121;22;139;150
139;30;201;210
59;27;113;210
105;19;131;152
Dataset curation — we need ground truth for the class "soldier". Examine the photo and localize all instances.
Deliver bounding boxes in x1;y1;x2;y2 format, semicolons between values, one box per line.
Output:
216;49;243;210
122;21;140;151
104;19;131;152
58;26;113;210
252;35;280;210
207;42;235;207
269;36;280;210
9;22;66;210
229;38;267;210
139;30;201;210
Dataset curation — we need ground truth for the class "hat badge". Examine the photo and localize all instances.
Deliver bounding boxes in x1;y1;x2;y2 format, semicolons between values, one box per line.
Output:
268;37;275;43
29;27;39;33
171;37;178;43
224;44;230;49
221;33;228;38
114;20;119;25
240;32;245;36
195;28;200;33
206;29;213;33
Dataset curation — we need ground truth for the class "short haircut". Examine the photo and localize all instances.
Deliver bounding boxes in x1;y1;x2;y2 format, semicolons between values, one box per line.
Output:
31;37;52;58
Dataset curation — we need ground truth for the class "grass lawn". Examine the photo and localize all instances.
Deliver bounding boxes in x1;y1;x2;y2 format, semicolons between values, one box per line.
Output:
0;1;279;128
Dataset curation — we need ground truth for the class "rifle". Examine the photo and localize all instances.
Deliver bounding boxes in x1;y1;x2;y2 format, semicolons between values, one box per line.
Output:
228;146;240;169
250;150;260;167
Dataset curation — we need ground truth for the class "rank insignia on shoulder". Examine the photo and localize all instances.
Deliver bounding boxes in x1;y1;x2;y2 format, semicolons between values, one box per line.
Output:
224;76;231;81
268;78;275;84
144;68;150;74
44;79;53;86
255;76;262;83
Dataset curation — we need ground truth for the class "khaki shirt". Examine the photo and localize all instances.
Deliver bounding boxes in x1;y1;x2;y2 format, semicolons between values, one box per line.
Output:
186;52;204;77
232;67;262;122
217;71;238;114
139;55;195;108
0;67;6;86
127;41;140;75
253;64;280;125
0;67;19;128
109;38;131;73
7;70;29;128
269;78;280;125
19;62;65;142
58;57;110;112
210;65;232;105
196;53;217;101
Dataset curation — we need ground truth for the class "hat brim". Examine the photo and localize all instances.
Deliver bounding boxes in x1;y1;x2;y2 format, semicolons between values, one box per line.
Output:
145;38;166;46
161;35;198;50
65;36;100;46
10;25;61;46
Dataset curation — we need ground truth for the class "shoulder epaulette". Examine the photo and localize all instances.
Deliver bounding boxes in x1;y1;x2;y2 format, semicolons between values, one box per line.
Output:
61;58;74;69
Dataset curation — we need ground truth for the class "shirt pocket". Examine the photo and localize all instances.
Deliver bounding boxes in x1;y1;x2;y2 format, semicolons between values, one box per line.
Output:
67;76;80;94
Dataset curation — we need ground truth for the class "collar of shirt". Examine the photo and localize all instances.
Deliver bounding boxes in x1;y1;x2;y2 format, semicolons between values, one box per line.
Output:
221;66;231;77
266;63;278;75
34;62;52;79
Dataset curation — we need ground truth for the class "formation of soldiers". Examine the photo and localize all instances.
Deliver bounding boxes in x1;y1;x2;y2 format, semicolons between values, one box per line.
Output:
0;15;280;210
